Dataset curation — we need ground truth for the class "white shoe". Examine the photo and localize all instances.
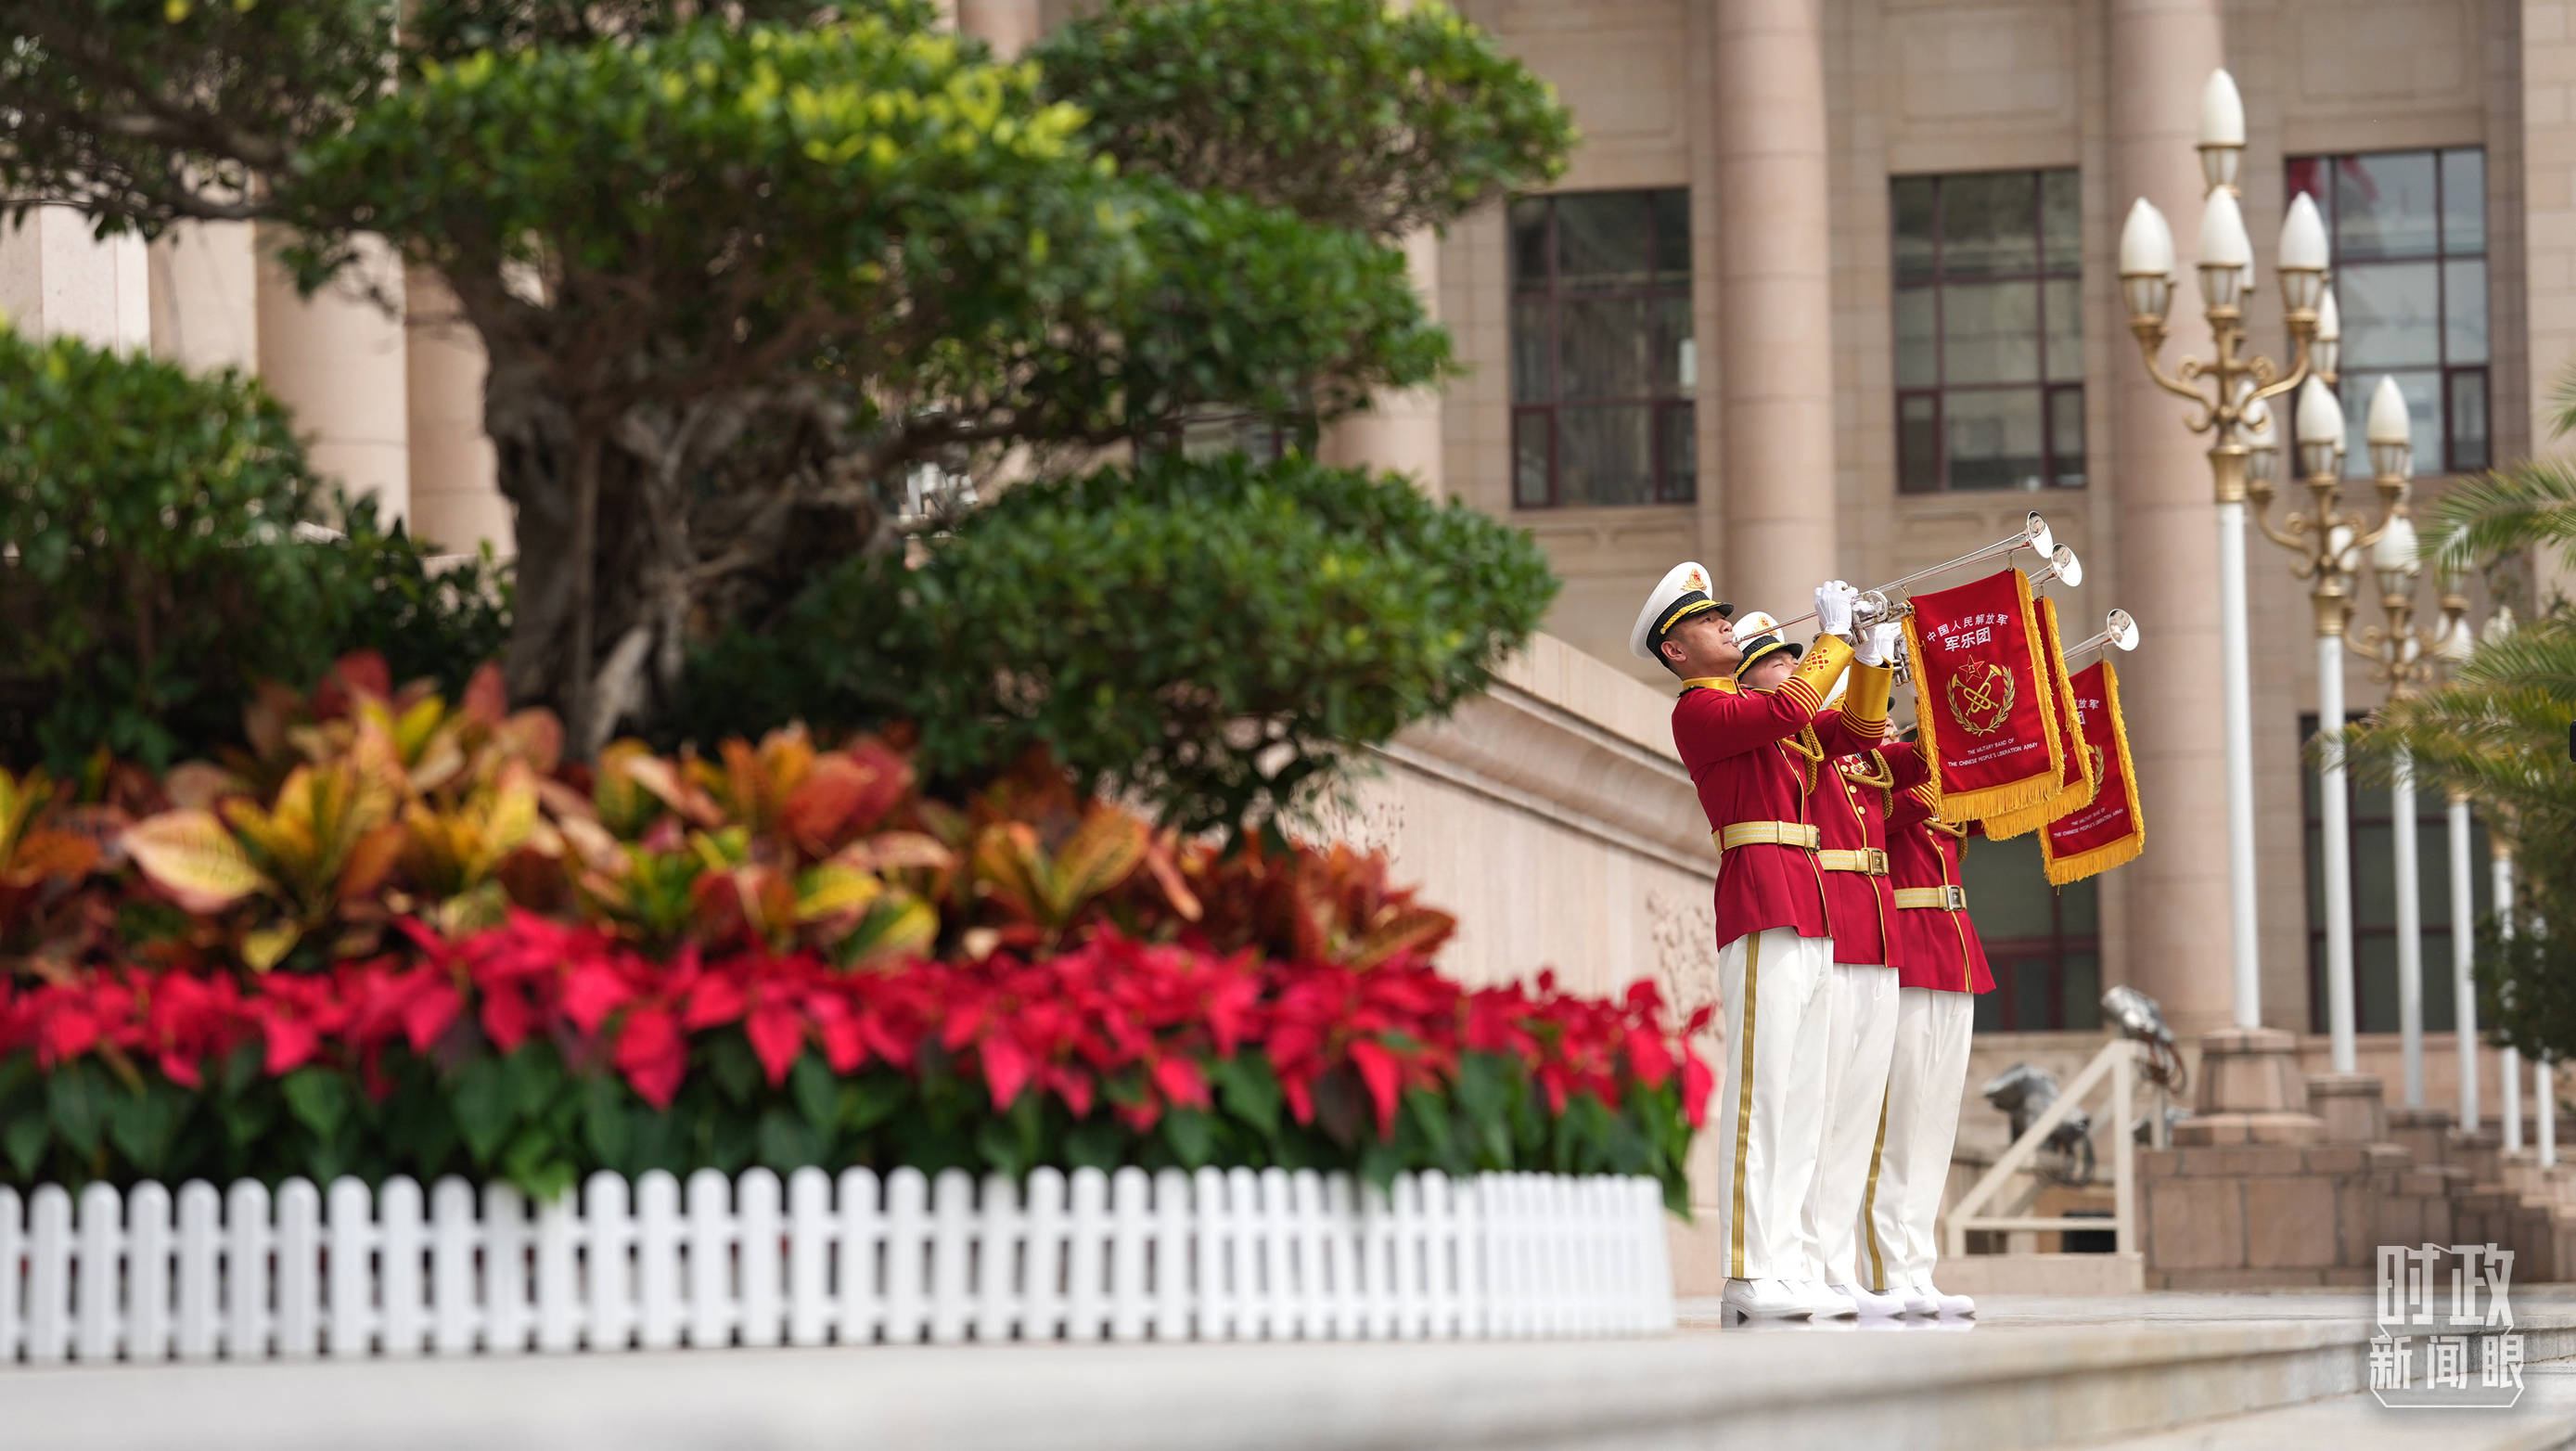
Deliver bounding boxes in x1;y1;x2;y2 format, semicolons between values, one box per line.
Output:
1926;1283;1976;1318
1798;1279;1858;1318
1833;1281;1909;1317
1721;1278;1814;1321
1897;1281;1941;1316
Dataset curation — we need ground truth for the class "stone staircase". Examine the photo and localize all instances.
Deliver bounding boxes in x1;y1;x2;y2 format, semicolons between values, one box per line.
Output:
2136;1027;2576;1289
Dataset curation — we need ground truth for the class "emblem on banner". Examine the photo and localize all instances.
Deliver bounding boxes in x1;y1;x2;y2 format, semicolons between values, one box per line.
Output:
2088;743;2107;784
1946;660;2016;737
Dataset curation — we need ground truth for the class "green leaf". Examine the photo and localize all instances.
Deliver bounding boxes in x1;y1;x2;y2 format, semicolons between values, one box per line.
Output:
758;1108;822;1172
219;1042;265;1095
451;1056;515;1163
1357;1139;1403;1191
0;1053;34;1107
706;1036;761;1104
1160;1108;1215;1169
790;1052;836;1130
839;1074;906;1134
502;1127;576;1203
1454;1051;1514;1167
4;1112;49;1178
279;1067;352;1141
1065;1119;1124;1172
1399;1087;1456;1172
1210;1052;1283;1140
105;1081;186;1171
973;1115;1027;1177
505;1046;565;1122
48;1063;106;1158
582;1074;633;1165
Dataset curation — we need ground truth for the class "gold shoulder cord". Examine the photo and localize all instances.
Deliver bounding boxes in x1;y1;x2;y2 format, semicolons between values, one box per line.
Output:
1841;752;1895;790
1929;816;1969;840
1782;725;1824;794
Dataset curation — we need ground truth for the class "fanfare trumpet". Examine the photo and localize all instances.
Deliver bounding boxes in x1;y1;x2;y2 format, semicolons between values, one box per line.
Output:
1772;511;2057;633
2063;609;2141;661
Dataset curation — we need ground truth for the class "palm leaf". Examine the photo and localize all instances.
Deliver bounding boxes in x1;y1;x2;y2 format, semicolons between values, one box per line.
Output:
2418;461;2576;580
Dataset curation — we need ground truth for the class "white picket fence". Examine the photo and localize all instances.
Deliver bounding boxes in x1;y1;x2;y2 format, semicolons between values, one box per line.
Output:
0;1166;1672;1364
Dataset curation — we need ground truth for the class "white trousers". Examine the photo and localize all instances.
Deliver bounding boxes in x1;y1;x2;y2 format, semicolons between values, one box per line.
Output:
1711;927;1835;1282
1801;963;1900;1286
1863;985;1976;1291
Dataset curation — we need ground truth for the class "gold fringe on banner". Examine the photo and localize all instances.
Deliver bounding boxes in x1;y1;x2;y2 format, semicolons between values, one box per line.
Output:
1982;596;2097;840
1900;568;2066;824
2042;659;2147;886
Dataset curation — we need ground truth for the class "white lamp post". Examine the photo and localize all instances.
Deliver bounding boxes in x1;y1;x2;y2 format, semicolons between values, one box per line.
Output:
2294;375;2362;1070
2360;379;2428;1108
2437;612;2480;1132
2117;75;2327;1033
2491;606;2524;1151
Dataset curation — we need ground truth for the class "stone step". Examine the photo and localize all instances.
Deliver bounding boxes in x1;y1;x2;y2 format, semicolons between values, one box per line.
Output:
2060;1355;2576;1450
7;1292;2573;1451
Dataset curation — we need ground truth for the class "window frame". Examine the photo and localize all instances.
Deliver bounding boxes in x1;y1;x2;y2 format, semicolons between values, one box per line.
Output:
1507;189;1698;510
1890;169;2087;496
2283;148;2491;477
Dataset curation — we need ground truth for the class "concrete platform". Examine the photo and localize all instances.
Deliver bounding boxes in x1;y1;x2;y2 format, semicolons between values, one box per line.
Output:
2074;1355;2576;1450
2;1291;2570;1450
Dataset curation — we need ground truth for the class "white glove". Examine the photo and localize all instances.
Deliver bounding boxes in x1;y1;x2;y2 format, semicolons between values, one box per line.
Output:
1813;580;1858;636
1858;620;1903;667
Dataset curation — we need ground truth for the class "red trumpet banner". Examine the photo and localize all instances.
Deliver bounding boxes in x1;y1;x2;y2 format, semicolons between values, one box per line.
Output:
1980;596;2098;840
2040;659;2147;885
1897;568;2066;822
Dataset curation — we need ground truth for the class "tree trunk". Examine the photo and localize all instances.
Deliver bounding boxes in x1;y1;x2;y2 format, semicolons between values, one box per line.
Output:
478;341;892;757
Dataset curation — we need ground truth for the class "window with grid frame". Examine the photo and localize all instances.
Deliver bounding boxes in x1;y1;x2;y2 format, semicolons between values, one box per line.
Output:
1961;832;2102;1033
2300;712;2495;1035
1890;170;2086;495
1507;190;1696;508
2285;148;2490;476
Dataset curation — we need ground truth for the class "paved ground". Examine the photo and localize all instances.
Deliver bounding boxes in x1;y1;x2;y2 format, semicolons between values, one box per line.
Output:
2081;1357;2576;1451
1;1290;2567;1450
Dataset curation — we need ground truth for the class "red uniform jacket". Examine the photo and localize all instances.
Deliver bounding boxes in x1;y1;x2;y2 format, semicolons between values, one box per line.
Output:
1813;742;1903;967
1671;636;1895;951
1883;767;1995;995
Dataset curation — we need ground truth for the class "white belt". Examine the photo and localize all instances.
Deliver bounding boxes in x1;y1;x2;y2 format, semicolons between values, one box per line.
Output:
1894;884;1968;911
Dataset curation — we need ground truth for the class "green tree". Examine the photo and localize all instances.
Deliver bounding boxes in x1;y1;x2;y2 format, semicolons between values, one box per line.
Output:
0;0;1569;757
0;328;506;771
673;453;1557;832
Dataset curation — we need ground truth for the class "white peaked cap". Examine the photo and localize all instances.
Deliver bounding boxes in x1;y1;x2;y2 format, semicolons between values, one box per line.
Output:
1629;560;1730;661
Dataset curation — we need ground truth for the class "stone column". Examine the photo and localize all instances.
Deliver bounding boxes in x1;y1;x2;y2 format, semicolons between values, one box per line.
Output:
0;207;150;349
404;270;513;555
2527;0;2576;612
955;0;1044;57
1321;229;1446;494
147;222;258;372
255;226;411;519
1711;0;1836;621
2106;0;2234;1041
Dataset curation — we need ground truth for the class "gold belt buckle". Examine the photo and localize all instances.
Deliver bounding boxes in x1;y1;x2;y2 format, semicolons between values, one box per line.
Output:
1868;848;1890;876
1947;883;1968;910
